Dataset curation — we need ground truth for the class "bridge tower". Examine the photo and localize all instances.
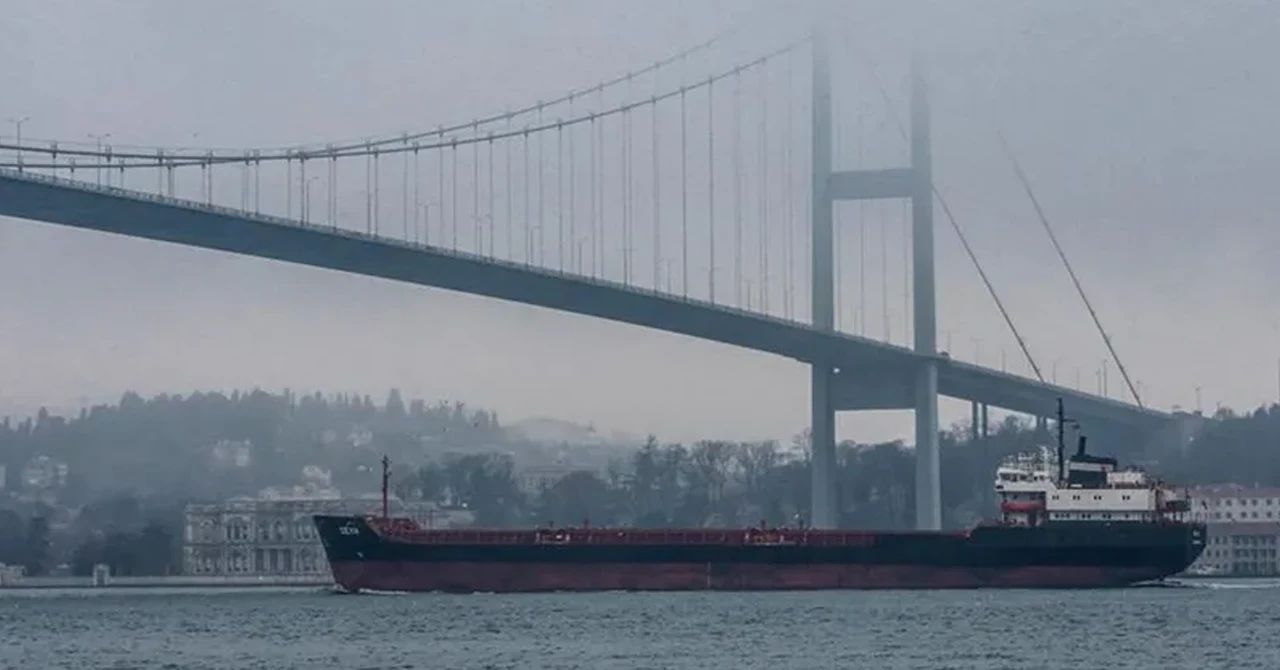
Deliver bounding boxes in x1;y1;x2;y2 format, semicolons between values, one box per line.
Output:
809;27;940;530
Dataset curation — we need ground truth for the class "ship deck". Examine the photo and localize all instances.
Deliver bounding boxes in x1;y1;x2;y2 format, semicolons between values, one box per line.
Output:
358;516;972;547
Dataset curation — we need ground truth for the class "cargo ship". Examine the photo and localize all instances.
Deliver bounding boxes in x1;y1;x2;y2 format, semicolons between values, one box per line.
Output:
315;400;1205;592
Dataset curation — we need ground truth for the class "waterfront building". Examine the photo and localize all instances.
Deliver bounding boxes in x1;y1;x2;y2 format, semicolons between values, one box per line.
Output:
1187;485;1280;576
182;494;472;576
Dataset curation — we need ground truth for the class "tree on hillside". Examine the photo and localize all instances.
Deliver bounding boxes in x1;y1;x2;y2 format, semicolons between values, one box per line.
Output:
22;516;51;576
534;471;617;527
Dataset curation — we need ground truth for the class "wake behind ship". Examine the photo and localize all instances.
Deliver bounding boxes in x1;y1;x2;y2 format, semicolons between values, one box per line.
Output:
315;402;1205;592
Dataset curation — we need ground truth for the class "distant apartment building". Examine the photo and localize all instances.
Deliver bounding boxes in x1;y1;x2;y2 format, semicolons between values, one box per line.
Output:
21;455;68;490
1187;485;1280;576
182;495;474;577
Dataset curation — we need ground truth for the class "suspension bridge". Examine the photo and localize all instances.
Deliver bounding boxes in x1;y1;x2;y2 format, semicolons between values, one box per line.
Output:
0;16;1182;530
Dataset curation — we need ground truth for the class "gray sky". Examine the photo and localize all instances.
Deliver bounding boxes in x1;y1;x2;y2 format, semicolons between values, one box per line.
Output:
1;0;1278;444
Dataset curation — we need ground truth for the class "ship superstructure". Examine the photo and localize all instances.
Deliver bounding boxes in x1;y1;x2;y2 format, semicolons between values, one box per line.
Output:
995;400;1191;527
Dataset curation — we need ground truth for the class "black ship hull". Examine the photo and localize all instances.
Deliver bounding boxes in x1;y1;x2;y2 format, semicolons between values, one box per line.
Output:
314;515;1206;593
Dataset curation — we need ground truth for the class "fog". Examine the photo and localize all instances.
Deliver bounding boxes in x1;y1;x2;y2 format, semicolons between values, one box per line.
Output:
1;0;1277;443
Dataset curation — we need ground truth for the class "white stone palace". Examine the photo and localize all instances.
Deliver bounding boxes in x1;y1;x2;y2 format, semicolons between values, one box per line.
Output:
182;494;472;577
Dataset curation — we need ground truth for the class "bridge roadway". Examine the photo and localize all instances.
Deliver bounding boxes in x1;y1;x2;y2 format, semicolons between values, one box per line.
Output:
0;168;1170;431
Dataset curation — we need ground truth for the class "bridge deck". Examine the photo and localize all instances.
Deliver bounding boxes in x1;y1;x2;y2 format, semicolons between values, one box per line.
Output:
0;168;1169;429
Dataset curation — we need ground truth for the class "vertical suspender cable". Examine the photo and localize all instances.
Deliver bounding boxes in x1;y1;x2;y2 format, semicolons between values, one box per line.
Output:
857;109;866;334
413;144;420;242
437;129;445;244
622;108;630;284
373;149;381;235
537;104;545;266
473;123;481;252
488;133;495;257
524;128;532;264
589;114;597;277
778;53;788;321
652;94;661;290
733;70;742;308
569;96;577;273
759;64;769;314
558;121;565;272
707;77;716;303
450;140;457;251
881;202;889;341
365;145;372;234
506;118;514;260
597;86;605;278
680;86;689;298
402;141;409;240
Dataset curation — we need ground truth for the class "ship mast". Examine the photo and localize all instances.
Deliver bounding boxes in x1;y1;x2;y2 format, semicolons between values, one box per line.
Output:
378;453;389;522
1056;398;1065;484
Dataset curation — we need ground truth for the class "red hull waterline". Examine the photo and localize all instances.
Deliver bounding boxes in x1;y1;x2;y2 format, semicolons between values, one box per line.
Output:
328;560;1173;593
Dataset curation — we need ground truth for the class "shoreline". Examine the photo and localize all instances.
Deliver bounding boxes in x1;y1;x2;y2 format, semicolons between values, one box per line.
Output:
0;575;331;590
3;573;1272;591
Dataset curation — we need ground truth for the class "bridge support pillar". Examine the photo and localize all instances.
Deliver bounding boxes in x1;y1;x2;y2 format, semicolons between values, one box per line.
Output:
970;401;981;441
808;21;838;529
810;365;837;529
981;404;989;439
909;57;940;531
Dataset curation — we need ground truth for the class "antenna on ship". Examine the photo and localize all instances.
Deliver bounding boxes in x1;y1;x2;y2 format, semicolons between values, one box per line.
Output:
380;454;390;520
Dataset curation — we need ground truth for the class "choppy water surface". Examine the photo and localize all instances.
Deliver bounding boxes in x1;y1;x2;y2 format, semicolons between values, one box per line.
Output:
1;580;1275;669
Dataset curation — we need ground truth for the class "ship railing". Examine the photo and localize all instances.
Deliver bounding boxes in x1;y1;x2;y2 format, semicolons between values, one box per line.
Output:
744;532;798;546
372;527;956;547
534;531;572;544
366;517;422;536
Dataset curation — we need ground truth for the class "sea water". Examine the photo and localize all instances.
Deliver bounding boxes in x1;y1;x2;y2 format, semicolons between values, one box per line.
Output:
0;579;1274;669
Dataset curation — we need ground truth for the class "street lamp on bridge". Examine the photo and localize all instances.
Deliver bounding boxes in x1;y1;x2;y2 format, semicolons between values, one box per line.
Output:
7;115;30;170
87;132;111;186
